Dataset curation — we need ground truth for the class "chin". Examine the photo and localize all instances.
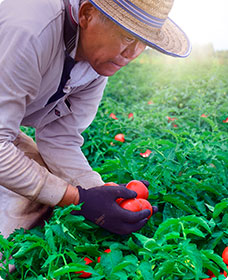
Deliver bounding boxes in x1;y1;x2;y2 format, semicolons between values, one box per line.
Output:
91;63;122;77
93;68;118;77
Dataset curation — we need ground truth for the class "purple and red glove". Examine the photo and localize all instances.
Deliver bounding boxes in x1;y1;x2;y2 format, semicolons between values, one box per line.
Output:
71;184;151;235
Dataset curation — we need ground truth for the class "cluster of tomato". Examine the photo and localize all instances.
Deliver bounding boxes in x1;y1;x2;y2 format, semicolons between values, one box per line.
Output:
75;249;111;278
104;180;154;219
203;247;228;280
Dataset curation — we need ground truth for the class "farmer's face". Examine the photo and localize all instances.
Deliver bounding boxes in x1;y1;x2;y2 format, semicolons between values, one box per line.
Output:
76;2;146;76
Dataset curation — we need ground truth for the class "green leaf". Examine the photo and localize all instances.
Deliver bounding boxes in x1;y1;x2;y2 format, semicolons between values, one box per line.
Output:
112;260;134;273
154;259;176;280
154;218;180;238
0;234;13;249
41;254;57;268
12;239;46;258
163;194;196;214
184;228;205;238
180;215;211;233
202;250;227;271
100;250;123;277
164;232;181;240
53;263;95;277
138;260;154;280
44;225;56;253
213;199;228;219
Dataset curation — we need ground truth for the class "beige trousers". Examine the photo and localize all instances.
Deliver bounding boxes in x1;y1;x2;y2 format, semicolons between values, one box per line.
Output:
0;132;53;238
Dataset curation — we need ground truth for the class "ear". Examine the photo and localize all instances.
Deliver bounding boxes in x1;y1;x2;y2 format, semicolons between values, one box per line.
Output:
78;2;97;29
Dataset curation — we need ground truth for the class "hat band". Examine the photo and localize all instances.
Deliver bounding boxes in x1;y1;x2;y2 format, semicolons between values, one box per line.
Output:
112;0;165;28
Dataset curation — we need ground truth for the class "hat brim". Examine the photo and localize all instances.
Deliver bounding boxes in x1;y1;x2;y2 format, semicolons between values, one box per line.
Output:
89;0;191;57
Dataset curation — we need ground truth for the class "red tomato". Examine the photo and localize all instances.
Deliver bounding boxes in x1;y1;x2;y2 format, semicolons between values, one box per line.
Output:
109;113;118;120
222;247;228;264
201;114;208;118
140;149;152;158
75;257;93;278
126;180;149;199
202;278;212;280
128;113;134;119
223;117;228;123
138;198;153;219
104;182;119;186
120;198;142;212
97;248;111;263
114;133;125;143
104;248;111;253
167;116;177;122
207;270;215;277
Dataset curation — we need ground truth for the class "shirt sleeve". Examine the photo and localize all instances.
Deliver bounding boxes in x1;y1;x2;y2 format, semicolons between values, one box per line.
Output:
0;24;68;206
36;76;108;189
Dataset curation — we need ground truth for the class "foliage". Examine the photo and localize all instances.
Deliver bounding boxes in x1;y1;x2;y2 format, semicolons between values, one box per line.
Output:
1;53;228;279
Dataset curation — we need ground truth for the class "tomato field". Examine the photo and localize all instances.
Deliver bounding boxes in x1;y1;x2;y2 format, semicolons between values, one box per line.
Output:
0;49;228;279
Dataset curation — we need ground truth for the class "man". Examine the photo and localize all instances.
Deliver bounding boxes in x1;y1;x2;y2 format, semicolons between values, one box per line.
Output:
0;0;191;237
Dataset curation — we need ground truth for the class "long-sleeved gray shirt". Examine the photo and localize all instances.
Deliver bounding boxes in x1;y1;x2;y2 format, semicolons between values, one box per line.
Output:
0;0;107;207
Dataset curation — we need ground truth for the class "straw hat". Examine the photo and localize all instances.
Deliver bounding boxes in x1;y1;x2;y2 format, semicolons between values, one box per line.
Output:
88;0;191;57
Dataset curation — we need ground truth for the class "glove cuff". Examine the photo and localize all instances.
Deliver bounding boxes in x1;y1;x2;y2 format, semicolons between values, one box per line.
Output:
77;185;87;204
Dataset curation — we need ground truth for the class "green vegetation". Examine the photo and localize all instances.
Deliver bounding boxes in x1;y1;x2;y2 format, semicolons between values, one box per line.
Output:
1;51;228;279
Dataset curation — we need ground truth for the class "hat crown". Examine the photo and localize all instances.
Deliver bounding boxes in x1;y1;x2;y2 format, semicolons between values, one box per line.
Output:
131;0;174;19
112;0;174;29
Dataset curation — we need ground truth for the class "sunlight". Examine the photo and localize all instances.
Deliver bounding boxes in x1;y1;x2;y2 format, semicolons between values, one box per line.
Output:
170;0;228;50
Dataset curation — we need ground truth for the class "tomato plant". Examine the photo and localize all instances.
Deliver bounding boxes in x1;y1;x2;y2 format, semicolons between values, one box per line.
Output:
97;248;111;263
126;180;149;199
75;257;93;278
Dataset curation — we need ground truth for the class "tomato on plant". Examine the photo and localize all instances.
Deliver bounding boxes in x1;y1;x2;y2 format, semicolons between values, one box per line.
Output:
114;133;125;142
223;117;228;123
140;149;152;158
120;198;142;212
128;113;134;119
109;113;118;120
75;257;93;278
138;198;153;219
97;248;111;263
206;270;215;277
222;247;228;264
126;180;149;199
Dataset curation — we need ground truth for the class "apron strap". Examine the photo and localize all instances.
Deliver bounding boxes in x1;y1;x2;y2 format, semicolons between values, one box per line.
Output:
63;0;78;54
46;0;77;106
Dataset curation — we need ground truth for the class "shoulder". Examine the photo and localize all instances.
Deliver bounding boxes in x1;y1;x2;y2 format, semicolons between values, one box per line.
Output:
0;0;65;37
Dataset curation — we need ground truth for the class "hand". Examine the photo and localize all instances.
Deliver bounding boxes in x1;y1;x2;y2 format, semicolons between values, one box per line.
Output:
71;185;151;235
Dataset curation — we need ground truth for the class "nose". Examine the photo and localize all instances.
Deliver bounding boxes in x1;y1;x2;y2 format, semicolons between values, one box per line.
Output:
121;40;146;60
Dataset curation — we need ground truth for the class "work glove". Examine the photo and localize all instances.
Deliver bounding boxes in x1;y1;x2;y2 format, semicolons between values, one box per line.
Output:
71;185;151;235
